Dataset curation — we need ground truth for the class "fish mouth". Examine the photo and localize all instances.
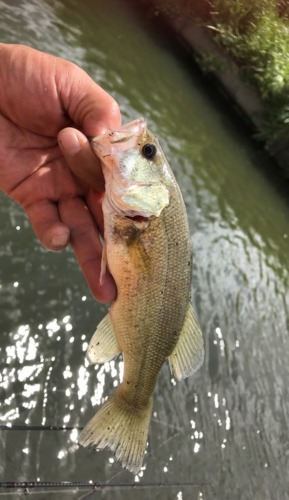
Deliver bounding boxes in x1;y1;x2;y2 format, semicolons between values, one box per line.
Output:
91;118;146;156
109;119;145;145
126;214;149;223
109;118;146;142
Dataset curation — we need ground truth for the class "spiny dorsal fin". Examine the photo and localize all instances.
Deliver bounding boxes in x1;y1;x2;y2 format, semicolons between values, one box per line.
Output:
168;303;204;381
87;313;121;364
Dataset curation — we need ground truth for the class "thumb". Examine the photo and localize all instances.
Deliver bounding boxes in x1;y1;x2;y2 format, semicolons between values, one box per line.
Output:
56;60;122;136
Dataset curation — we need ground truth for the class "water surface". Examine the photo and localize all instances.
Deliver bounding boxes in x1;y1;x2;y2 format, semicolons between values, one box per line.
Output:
0;1;289;498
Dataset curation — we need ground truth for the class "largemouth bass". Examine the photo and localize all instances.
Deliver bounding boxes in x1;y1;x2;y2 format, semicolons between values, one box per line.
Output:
79;118;204;473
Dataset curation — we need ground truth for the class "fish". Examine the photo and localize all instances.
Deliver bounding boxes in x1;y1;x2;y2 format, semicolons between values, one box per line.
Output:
79;118;204;473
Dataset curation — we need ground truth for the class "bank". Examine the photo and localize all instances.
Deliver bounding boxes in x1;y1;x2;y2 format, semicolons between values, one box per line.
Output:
142;0;289;178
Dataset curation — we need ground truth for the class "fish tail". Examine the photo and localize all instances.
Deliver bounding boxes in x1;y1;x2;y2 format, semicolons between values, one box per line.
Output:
79;388;153;474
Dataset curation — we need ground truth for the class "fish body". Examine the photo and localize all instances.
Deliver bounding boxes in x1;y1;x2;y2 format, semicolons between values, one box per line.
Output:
79;118;204;473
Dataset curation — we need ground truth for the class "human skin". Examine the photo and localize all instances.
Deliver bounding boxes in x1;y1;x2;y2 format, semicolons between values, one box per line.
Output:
0;43;121;302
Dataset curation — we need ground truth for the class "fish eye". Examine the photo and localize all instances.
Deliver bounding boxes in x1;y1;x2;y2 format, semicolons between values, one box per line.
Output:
141;143;157;159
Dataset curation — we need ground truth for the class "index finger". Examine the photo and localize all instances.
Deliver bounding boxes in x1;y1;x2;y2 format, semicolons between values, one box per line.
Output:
58;128;105;191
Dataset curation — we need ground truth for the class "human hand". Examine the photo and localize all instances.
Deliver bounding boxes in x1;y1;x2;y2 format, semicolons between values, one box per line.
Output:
0;43;121;302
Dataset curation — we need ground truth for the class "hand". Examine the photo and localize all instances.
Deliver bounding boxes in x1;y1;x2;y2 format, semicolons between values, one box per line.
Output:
0;43;121;302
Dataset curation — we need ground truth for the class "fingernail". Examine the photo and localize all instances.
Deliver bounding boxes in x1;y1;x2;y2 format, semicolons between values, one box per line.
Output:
51;232;69;250
59;131;81;155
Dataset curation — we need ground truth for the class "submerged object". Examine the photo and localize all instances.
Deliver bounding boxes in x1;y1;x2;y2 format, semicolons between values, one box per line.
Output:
79;118;204;473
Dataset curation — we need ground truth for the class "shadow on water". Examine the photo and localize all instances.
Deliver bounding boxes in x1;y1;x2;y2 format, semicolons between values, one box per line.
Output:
0;0;289;498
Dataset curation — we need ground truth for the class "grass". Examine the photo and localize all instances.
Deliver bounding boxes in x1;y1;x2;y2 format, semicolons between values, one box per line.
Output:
211;1;289;94
146;0;289;173
209;0;289;152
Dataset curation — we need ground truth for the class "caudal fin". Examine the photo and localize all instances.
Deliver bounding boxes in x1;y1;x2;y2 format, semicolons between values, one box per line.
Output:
79;388;153;473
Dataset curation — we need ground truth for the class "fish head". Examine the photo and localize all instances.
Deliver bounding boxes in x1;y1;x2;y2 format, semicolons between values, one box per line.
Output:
91;118;172;219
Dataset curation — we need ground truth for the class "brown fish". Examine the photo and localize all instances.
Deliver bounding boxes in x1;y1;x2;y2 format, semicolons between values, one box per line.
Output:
79;118;204;473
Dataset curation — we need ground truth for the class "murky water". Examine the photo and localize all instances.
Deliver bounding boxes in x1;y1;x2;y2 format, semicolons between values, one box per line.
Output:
0;0;289;498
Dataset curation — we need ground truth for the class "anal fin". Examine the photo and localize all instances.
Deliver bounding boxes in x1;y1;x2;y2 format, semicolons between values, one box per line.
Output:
87;313;121;364
168;303;204;381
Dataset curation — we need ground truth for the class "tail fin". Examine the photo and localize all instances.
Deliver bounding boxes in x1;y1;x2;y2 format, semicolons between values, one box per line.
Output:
79;388;153;474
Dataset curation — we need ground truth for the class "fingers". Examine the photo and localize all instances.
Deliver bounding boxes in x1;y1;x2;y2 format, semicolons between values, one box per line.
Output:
25;200;70;250
58;197;117;304
24;196;116;303
58;128;105;191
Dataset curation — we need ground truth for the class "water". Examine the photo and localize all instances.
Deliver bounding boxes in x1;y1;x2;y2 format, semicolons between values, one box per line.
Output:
0;0;289;498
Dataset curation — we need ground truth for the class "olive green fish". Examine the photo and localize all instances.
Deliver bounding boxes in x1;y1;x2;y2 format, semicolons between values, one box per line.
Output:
79;118;204;473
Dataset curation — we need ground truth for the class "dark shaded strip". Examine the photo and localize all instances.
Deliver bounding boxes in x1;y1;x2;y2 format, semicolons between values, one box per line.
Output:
0;481;209;489
0;425;82;431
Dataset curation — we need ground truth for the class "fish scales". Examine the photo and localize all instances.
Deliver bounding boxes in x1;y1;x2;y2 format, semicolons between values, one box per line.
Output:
109;201;190;404
79;118;204;473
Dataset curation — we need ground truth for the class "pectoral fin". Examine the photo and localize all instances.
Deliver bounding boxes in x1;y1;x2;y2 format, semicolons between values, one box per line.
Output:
168;304;204;381
87;313;121;364
99;240;108;286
